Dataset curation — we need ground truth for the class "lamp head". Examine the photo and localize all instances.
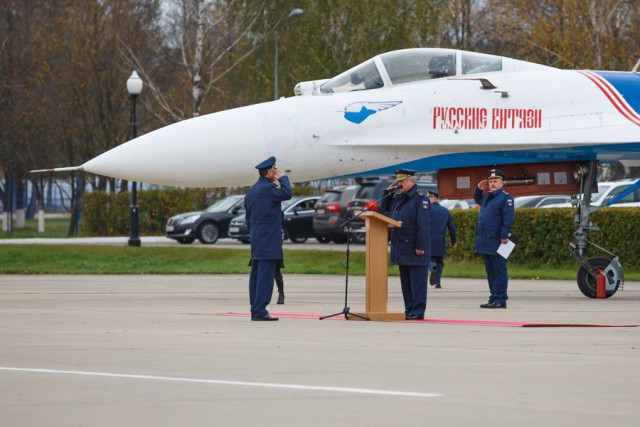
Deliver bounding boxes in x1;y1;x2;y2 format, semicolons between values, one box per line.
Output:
127;71;143;96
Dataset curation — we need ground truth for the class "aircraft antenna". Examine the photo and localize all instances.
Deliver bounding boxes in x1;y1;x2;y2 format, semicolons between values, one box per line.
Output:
632;58;640;73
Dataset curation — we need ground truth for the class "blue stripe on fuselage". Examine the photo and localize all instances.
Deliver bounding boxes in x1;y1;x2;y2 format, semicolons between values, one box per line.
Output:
341;142;640;178
593;71;640;115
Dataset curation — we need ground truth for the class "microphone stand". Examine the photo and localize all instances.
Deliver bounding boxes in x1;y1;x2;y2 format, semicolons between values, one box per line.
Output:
320;187;400;321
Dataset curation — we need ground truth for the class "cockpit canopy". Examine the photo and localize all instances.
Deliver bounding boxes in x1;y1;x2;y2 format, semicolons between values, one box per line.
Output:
294;48;507;96
319;49;503;94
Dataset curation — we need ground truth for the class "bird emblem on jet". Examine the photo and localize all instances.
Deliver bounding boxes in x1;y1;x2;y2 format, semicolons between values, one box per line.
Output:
343;101;402;124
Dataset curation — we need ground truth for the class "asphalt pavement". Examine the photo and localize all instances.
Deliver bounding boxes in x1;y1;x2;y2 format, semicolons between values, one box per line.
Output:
0;274;639;427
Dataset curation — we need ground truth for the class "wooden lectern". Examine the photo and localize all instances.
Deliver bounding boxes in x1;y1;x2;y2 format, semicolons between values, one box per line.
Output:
348;211;404;321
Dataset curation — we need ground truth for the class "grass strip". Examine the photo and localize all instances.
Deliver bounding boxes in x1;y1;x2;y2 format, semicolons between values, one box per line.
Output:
1;245;630;280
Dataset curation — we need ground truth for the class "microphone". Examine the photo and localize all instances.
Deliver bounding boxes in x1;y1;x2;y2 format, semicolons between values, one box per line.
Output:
385;184;402;191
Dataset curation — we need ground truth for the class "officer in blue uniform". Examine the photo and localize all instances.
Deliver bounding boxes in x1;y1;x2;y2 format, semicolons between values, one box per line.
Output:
427;191;457;289
473;169;515;308
245;156;292;321
381;169;431;320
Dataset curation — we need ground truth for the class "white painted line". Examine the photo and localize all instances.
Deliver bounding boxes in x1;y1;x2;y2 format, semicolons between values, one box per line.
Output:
0;366;441;398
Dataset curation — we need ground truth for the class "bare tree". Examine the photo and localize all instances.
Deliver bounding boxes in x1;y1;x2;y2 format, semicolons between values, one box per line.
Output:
124;0;268;123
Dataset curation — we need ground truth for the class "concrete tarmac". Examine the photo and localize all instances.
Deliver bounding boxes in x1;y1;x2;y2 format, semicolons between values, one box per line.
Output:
0;274;639;427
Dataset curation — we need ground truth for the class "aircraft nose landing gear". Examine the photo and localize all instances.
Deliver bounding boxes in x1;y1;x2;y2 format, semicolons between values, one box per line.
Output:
573;255;624;298
569;160;625;298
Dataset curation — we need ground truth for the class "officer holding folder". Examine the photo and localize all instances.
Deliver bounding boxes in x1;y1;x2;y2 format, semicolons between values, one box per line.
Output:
473;169;515;309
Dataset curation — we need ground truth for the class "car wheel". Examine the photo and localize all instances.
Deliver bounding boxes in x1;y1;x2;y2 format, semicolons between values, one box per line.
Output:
316;236;331;243
350;233;366;244
290;236;308;244
330;234;348;244
177;237;195;244
197;222;220;244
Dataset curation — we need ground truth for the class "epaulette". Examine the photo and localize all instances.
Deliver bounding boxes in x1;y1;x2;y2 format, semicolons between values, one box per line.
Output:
417;191;425;197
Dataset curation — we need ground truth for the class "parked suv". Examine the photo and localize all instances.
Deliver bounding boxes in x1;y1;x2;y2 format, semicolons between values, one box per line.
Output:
166;195;244;244
228;195;323;244
345;180;393;242
313;185;359;243
346;179;437;241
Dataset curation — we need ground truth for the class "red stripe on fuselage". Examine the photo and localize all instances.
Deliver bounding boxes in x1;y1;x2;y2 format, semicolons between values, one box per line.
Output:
578;70;640;126
585;71;640;122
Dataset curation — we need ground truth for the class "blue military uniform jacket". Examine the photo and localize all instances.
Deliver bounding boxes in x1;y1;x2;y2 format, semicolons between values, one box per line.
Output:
245;176;292;260
382;184;431;266
473;187;515;254
430;202;457;257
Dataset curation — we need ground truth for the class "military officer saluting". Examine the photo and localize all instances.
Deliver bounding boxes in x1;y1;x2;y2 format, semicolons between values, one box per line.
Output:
245;156;292;321
473;169;515;309
381;169;431;320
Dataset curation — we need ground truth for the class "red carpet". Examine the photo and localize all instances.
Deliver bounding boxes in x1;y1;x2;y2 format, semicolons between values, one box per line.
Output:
198;312;638;327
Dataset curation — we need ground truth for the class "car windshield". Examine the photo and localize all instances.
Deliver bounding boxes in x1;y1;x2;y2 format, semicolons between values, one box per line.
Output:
514;196;543;208
320;60;383;93
591;184;613;203
205;196;243;213
354;182;392;199
281;197;301;211
320;191;341;203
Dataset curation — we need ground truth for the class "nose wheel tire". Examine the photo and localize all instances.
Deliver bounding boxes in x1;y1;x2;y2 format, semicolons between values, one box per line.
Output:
576;257;620;298
197;222;220;244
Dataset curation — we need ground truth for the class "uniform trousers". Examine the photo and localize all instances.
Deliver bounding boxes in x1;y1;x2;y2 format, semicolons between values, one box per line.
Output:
430;256;444;285
249;259;277;317
399;265;428;317
275;267;283;293
482;254;509;304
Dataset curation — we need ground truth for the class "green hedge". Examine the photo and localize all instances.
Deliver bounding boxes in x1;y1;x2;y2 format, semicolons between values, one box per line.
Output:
82;189;211;236
449;207;640;269
81;186;313;237
82;190;640;270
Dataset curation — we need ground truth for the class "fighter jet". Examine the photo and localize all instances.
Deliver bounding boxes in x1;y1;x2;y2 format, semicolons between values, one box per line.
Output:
35;48;640;298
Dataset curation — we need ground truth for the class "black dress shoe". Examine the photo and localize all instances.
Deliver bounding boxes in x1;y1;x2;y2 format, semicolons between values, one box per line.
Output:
434;284;442;289
251;315;279;321
405;314;424;320
277;292;285;304
480;302;506;309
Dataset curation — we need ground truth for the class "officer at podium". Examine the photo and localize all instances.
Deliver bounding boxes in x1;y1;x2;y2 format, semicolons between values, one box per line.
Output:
245;156;292;321
381;169;431;320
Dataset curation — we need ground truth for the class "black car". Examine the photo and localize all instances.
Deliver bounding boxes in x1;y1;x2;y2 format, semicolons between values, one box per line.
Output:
312;184;359;243
346;179;437;241
345;180;394;241
165;195;245;244
228;196;324;244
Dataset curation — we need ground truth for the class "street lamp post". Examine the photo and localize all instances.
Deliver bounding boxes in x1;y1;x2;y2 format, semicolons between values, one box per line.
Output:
274;7;303;100
126;71;143;247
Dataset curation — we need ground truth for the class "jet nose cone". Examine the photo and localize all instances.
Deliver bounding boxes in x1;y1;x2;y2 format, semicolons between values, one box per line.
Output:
82;104;275;187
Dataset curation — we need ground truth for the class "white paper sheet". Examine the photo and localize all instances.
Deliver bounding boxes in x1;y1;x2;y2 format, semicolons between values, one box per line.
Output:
496;240;516;259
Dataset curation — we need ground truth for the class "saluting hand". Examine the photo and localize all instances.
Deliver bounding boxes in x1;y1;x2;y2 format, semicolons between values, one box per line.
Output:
477;179;488;190
273;168;285;180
